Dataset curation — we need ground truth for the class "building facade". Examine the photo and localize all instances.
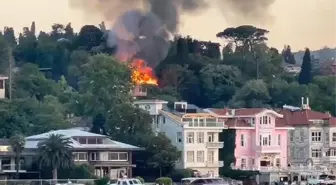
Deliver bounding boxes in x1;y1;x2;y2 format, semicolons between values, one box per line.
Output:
0;128;143;179
206;108;294;171
283;98;336;169
134;100;226;177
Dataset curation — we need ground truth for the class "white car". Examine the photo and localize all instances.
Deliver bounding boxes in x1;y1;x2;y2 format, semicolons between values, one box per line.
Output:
109;178;143;185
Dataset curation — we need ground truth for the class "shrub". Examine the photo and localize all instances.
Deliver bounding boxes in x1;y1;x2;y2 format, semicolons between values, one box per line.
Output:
170;169;194;181
135;176;145;183
155;177;173;185
95;177;110;185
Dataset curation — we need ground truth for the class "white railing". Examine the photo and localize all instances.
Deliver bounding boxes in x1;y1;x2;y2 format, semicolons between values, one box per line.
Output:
184;122;226;128
232;165;330;173
206;161;224;167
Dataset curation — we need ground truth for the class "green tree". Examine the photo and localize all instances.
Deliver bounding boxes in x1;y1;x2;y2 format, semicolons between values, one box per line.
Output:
298;48;312;84
77;54;132;116
200;64;242;107
230;79;270;108
37;134;73;181
9;134;26;179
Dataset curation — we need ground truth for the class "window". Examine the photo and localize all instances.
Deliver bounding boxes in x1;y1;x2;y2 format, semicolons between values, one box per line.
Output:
119;153;128;160
177;132;182;143
259;118;262;125
290;131;294;142
199;118;205;127
90;152;100;161
196;151;204;162
207;151;214;163
262;116;268;124
197;132;204;143
187;151;194;162
277;134;281;146
88;138;97;144
241;158;246;169
79;137;87;144
326;132;329;143
187;132;194;143
0;80;3;89
332;133;336;142
108;153;118;160
240;134;245;147
73;152;88;161
326;149;336;156
275;158;281;167
268;117;271;124
107;152;128;161
251;159;255;166
311;131;322;142
260;135;271;146
208;132;214;142
251;118;255;125
311;149;322;158
194;119;199;127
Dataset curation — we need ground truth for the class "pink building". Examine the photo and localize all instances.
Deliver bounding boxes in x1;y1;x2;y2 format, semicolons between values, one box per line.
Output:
206;108;294;171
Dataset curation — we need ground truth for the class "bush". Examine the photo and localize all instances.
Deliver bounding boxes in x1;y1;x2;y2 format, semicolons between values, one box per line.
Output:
135;176;145;183
155;177;173;185
170;169;194;181
95;177;110;185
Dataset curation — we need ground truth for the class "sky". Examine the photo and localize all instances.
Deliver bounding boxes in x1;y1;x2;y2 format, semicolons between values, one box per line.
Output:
0;0;335;51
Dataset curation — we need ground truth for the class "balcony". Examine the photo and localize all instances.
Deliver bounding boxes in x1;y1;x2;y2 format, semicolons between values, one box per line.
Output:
206;142;224;148
231;165;329;173
0;164;27;172
206;161;224;167
255;145;281;153
183;121;227;128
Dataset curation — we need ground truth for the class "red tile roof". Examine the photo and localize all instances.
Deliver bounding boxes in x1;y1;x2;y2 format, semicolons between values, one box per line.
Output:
225;118;250;128
278;109;335;126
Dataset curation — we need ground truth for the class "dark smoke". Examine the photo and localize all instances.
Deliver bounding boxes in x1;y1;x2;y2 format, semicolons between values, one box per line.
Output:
218;0;276;25
69;0;275;67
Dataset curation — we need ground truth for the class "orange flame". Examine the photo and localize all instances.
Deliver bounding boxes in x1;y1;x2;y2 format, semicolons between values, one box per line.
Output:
131;59;158;85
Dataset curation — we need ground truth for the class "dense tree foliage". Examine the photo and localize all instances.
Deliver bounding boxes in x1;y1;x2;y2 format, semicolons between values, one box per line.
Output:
0;22;334;178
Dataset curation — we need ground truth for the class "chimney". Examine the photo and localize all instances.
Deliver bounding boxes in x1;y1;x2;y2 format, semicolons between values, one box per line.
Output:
306;97;309;106
301;97;304;106
229;109;236;116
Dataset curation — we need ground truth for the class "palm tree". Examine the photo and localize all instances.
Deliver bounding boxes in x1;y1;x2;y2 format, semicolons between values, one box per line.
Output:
9;134;26;179
37;134;73;181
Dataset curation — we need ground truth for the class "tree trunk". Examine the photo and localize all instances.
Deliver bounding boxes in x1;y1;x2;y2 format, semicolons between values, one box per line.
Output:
159;166;162;177
52;168;58;184
15;155;20;179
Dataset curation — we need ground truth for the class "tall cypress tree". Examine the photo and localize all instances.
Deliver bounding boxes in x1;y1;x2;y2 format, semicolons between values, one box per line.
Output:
298;48;312;84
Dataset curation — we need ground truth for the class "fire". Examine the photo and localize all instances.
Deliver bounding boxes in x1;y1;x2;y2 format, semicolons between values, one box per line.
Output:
131;59;158;85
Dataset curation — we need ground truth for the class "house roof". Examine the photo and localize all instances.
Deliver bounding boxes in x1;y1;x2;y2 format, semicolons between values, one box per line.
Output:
225;118;250;128
207;108;272;116
26;128;106;140
278;109;336;126
24;128;142;151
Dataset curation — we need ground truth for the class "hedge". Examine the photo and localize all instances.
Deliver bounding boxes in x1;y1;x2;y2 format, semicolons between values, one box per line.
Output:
155;177;173;185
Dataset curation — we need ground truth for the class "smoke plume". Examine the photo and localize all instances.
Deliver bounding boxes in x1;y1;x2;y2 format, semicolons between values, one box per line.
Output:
69;0;275;67
218;0;276;25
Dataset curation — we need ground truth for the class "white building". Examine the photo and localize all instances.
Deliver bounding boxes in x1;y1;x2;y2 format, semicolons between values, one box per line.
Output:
0;75;8;99
0;128;143;178
134;100;226;177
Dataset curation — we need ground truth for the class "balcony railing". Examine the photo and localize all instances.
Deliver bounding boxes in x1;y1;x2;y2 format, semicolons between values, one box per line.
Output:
232;165;329;173
1;164;26;171
206;142;224;148
255;145;281;153
183;122;226;128
206;161;224;167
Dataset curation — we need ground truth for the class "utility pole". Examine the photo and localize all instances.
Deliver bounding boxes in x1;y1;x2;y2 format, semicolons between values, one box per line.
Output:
8;47;12;101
